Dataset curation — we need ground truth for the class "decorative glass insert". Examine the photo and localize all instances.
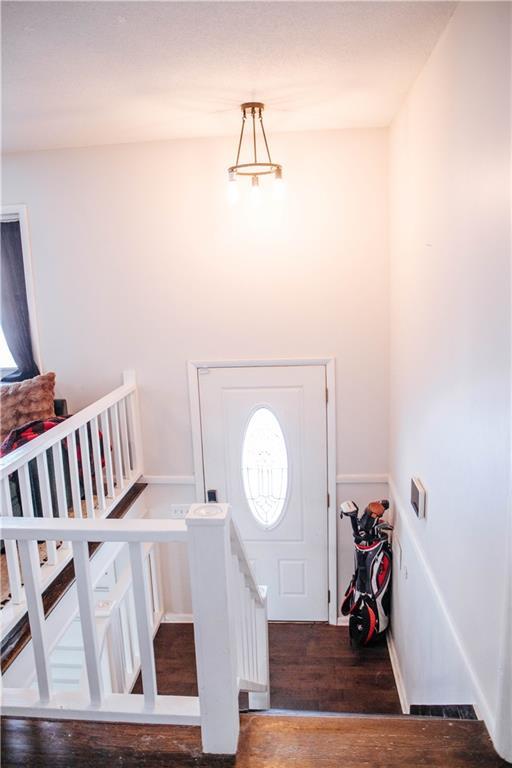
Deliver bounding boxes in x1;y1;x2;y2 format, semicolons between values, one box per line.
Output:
242;407;288;528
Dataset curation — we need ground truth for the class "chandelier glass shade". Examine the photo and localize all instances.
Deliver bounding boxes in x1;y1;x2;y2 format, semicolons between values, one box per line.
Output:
228;102;282;188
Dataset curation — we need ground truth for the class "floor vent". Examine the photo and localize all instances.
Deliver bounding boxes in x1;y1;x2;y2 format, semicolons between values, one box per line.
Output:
410;704;478;720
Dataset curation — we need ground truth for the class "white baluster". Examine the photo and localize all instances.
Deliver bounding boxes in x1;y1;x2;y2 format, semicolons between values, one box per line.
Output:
18;464;35;518
119;599;134;677
248;586;270;710
110;405;124;492
67;431;83;518
106;612;124;693
1;477;23;605
36;452;58;565
231;554;243;675
249;593;257;683
18;539;51;703
148;548;161;620
78;425;94;518
246;584;256;682
118;399;132;480
72;540;103;707
51;441;69;549
90;415;106;516
123;370;143;477
51;442;68;519
129;543;157;709
127;587;140;662
100;410;115;499
240;573;249;681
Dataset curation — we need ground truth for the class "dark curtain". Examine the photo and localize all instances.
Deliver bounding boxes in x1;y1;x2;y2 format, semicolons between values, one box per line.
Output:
1;221;40;381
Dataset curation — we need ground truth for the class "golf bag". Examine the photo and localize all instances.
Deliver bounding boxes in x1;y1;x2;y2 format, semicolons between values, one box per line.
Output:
340;499;393;647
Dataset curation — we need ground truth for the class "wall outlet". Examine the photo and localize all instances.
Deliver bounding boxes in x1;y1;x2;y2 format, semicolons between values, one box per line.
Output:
168;504;189;519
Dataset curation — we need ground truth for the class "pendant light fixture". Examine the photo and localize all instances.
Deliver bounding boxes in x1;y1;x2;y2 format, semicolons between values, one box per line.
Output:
227;102;283;195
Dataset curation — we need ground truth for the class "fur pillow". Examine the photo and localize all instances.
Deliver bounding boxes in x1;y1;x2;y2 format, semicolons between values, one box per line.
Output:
0;372;56;443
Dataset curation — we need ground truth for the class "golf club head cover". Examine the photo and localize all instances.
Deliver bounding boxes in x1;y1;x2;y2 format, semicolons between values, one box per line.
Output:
360;499;389;534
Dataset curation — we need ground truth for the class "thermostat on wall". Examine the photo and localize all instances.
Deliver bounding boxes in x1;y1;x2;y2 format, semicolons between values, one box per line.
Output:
411;477;426;518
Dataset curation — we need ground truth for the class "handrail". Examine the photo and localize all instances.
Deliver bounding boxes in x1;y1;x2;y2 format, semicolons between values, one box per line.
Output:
0;381;135;479
1;516;187;543
229;519;264;606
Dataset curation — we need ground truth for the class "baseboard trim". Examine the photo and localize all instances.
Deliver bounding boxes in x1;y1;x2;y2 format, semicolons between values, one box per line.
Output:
336;615;349;626
386;631;409;715
142;475;195;486
162;612;193;623
389;478;494;731
336;474;389;485
144;474;389;487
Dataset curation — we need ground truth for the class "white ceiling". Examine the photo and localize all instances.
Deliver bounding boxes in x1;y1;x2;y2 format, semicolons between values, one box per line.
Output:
2;1;455;153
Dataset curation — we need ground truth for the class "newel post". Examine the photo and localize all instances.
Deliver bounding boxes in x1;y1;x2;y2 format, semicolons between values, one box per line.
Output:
186;503;240;755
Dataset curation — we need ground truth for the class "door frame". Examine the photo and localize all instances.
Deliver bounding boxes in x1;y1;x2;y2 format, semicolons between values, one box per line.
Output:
187;357;337;625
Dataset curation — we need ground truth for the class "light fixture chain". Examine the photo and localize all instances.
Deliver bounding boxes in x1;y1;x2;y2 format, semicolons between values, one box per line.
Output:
235;113;246;166
252;107;257;164
259;113;272;164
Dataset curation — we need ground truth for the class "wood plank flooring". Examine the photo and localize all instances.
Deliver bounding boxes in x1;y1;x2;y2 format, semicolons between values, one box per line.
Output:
267;622;402;714
1;713;507;767
133;622;402;715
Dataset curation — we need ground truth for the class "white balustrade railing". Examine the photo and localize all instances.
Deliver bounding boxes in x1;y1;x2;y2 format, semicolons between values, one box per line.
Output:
0;371;143;637
229;519;270;709
0;503;269;755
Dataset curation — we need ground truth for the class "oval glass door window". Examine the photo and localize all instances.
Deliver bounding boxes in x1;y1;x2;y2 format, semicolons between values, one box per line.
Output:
242;407;289;528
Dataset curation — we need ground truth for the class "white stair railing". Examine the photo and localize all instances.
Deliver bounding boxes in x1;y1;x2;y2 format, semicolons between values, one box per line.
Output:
1;516;198;725
229;517;270;709
1;504;269;755
0;371;143;638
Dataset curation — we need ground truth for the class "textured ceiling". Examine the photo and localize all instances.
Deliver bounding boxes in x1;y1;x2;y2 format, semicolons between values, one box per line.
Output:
2;1;455;153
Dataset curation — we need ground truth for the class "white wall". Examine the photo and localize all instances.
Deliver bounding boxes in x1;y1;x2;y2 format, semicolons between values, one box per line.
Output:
3;127;390;615
388;0;511;749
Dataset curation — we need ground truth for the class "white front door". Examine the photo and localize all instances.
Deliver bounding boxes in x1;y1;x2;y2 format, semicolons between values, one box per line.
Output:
197;364;328;621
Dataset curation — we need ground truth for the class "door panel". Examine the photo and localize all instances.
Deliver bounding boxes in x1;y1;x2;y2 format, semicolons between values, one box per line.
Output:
198;365;328;621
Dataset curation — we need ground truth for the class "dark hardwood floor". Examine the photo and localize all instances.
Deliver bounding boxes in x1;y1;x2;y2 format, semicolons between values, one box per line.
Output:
133;621;402;715
267;621;402;714
2;713;507;767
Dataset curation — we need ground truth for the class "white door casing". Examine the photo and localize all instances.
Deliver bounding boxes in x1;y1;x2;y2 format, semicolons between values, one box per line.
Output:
193;362;333;621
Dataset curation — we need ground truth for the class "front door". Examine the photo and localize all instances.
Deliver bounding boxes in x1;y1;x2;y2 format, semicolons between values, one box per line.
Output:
197;364;328;621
